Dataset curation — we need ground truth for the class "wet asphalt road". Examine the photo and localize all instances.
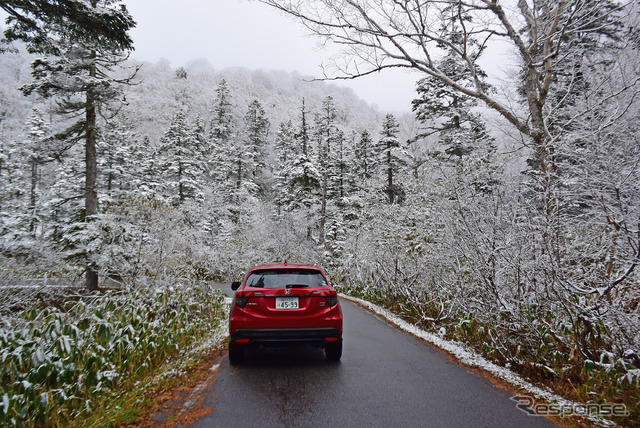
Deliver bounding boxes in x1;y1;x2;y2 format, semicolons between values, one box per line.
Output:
194;285;555;428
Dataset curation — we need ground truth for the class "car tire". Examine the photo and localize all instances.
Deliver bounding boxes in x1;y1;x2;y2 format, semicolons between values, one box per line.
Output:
325;342;342;361
229;343;245;365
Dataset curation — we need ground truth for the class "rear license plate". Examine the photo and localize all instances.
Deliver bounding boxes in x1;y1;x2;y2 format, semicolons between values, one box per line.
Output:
275;297;299;309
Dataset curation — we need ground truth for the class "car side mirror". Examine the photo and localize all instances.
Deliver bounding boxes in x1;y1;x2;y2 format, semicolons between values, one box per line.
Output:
231;281;241;291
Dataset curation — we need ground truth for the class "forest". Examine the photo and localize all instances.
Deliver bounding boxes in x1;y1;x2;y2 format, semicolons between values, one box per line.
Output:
1;0;639;426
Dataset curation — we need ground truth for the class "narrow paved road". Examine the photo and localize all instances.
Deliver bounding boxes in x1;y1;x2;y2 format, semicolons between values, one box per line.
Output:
195;285;555;428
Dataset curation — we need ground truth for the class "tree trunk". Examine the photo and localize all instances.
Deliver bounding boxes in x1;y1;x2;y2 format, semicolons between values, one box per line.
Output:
29;157;37;234
178;161;184;202
319;172;327;244
522;56;553;174
85;52;99;292
387;142;394;204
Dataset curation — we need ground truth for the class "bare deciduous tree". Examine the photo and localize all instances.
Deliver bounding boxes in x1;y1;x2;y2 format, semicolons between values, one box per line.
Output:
259;0;634;172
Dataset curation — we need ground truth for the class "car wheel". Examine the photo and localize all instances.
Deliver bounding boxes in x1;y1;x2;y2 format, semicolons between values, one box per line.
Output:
229;343;245;365
325;342;342;361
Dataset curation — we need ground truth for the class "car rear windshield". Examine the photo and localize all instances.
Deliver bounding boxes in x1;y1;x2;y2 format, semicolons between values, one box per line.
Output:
245;269;327;289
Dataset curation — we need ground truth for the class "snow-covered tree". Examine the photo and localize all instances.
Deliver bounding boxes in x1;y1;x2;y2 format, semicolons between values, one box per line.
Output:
0;108;56;255
175;66;188;79
45;146;86;267
411;11;498;196
259;0;633;173
274;119;296;214
333;129;351;201
315;96;338;170
13;0;136;290
282;99;322;239
158;110;206;206
377;114;409;204
413;65;488;160
192;115;208;159
296;97;312;158
244;99;270;190
207;80;261;228
354;129;375;183
21;108;52;235
314;96;340;243
208;79;235;189
132;135;163;200
2;0;135;56
323;218;346;266
0;136;27;252
98;119;133;208
209;79;234;142
284;152;322;238
411;1;492;162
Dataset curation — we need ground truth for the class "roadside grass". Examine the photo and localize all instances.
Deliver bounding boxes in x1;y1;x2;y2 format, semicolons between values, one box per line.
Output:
0;282;229;427
336;284;639;428
77;337;228;428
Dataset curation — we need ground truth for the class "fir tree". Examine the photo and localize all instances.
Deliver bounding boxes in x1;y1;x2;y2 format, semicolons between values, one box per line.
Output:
209;79;235;185
243;99;270;190
158;110;206;205
314;96;341;243
315;96;338;171
284;152;322;236
14;0;136;290
0;136;26;253
0;108;55;255
323;218;346;266
175;66;188;79
354;130;375;182
410;2;497;194
208;80;258;226
132;135;163;200
333;129;351;202
191;115;207;153
377;114;409;204
210;79;234;141
2;0;135;55
284;99;322;239
98;118;133;208
412;2;490;161
296;98;311;157
274;120;296;214
45;145;86;264
23;108;52;235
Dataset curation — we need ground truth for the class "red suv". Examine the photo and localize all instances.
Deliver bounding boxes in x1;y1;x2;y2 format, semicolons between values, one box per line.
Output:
229;262;343;364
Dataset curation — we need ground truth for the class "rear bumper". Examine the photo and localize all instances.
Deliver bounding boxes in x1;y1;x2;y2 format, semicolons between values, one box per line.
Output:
230;327;342;345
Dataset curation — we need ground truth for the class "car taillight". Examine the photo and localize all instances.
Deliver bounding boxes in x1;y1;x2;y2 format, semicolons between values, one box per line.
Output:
235;292;249;308
326;291;338;307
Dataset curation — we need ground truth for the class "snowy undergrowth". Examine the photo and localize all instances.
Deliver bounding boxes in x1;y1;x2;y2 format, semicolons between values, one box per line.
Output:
0;283;228;427
84;294;231;428
339;294;623;427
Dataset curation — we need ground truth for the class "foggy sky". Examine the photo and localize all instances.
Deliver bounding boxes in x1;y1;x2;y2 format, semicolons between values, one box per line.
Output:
124;0;419;113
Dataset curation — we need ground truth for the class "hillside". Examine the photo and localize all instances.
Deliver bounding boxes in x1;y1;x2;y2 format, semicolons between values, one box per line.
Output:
0;48;384;148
